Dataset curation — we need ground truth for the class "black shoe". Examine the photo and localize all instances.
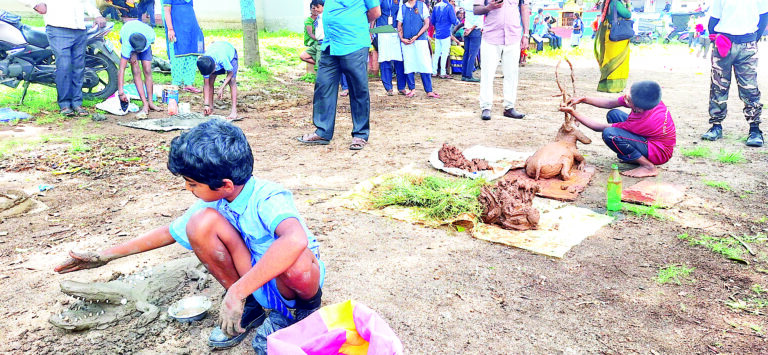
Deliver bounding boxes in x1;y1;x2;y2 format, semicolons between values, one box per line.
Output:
503;107;525;119
746;129;763;147
461;76;480;82
208;295;266;348
481;109;491;120
701;125;723;141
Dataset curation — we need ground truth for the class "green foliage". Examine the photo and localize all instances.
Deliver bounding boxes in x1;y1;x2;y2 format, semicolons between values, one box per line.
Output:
703;180;732;191
716;149;746;164
623;203;665;220
299;73;317;83
726;284;768;316
656;264;695;285
678;233;747;263
681;146;711;158
371;175;487;221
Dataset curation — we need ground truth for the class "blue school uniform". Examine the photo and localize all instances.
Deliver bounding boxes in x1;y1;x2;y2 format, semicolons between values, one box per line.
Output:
202;41;238;79
119;20;156;60
169;177;325;319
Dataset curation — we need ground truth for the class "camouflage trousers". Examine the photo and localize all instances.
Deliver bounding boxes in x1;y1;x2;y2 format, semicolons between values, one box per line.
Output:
709;41;763;125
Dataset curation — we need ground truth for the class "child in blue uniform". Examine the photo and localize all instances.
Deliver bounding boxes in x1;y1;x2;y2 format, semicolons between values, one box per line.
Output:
54;119;325;353
117;20;160;118
197;41;239;120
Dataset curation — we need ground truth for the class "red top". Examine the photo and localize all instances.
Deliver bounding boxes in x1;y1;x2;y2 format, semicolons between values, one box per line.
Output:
613;97;677;165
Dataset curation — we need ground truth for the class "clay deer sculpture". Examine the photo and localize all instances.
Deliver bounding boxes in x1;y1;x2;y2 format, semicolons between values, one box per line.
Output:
524;58;592;181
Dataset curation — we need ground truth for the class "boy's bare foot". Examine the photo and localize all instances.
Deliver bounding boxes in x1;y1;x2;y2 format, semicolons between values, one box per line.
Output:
148;103;162;112
621;166;658;178
226;112;238;120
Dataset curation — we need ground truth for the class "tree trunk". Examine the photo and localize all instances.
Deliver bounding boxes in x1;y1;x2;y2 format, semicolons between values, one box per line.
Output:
240;0;261;67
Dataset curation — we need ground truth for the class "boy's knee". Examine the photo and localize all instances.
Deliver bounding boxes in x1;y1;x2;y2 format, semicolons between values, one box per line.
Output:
186;208;227;243
602;127;619;142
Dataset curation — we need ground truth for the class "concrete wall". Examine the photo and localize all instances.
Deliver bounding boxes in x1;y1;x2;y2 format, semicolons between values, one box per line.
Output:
0;0;305;32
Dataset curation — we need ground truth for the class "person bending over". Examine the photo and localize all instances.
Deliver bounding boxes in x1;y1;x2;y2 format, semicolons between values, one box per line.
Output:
558;81;676;178
117;20;160;118
197;41;239;120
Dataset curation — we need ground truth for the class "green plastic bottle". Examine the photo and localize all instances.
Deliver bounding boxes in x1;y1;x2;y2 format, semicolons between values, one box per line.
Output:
606;164;623;211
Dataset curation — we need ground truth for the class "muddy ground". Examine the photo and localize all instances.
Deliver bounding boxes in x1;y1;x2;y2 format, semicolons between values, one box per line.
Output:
1;43;768;354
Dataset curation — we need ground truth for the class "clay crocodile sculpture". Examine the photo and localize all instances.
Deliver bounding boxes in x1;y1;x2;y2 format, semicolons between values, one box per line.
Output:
49;257;208;331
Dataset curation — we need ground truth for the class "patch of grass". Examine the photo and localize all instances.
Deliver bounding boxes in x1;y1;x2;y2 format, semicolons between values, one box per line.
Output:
681;146;711;158
371;175;487;221
678;233;747;263
716;149;747;164
243;65;273;83
725;284;768;315
703;180;732;191
656;264;695;285
299;73;317;83
623;203;665;220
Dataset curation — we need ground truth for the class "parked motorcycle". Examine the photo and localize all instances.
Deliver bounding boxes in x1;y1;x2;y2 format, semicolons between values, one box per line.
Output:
0;11;119;104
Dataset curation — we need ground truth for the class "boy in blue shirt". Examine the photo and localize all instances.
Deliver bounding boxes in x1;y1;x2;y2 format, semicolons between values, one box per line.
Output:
117;20;160;118
197;42;239;120
54;119;325;352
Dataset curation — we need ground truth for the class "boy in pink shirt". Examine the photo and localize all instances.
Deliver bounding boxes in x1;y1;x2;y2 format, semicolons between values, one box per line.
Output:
559;81;676;178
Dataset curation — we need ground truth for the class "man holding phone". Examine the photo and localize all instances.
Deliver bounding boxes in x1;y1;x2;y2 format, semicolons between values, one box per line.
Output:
474;0;530;120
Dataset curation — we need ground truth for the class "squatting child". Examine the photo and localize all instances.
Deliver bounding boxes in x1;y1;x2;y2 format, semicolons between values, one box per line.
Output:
299;0;323;73
117;20;160;118
558;81;677;178
54;119;325;353
197;41;239;120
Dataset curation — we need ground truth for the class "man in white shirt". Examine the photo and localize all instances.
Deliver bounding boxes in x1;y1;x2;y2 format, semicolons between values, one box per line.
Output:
459;0;482;82
23;0;106;116
701;0;768;147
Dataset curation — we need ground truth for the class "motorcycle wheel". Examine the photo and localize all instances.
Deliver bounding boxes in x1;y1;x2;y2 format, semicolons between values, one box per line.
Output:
82;52;118;100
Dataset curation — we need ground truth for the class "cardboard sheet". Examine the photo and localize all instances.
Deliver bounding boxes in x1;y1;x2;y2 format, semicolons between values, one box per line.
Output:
622;180;686;207
504;166;596;202
331;168;613;258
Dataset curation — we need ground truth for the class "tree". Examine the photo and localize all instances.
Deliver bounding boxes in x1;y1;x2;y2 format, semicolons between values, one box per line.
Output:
240;0;261;67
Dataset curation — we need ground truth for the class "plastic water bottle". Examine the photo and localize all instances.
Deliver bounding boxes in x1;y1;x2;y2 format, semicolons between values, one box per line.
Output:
606;164;622;211
167;98;178;116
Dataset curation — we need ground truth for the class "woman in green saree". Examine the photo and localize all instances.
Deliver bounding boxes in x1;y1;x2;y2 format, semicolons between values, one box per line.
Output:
594;0;632;93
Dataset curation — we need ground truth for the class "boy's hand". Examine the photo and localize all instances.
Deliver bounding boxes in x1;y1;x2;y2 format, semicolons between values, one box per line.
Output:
33;3;47;14
203;105;213;116
54;251;109;273
558;103;576;115
168;29;176;42
118;92;128;102
217;87;225;101
569;97;587;106
219;290;246;337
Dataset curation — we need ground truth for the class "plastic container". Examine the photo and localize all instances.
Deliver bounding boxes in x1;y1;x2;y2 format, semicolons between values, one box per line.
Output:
162;86;179;104
178;102;190;114
606;164;622;211
450;59;463;73
167;98;178;115
167;296;211;323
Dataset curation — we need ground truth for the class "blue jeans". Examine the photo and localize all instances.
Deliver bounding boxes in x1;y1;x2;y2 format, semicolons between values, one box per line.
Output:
312;47;370;141
46;26;86;110
340;73;348;91
461;30;481;78
380;60;405;91
138;0;155;26
603;109;649;162
405;73;433;93
102;7;119;20
543;33;561;49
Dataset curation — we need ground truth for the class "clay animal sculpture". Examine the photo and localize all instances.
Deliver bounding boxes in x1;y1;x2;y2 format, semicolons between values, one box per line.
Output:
525;118;592;180
479;178;541;231
49;257;208;331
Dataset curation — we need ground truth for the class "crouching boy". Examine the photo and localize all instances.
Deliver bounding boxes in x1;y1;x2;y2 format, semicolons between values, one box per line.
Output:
558;81;676;177
117;20;160;118
197;42;239;120
54;119;325;353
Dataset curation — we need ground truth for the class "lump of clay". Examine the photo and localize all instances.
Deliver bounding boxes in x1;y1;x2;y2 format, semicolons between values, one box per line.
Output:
478;178;540;231
524;119;591;181
438;143;491;172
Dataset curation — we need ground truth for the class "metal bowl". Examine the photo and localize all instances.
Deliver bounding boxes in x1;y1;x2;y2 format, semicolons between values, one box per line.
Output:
167;296;212;323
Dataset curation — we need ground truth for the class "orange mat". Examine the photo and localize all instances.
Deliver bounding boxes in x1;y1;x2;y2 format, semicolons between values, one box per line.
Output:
503;165;596;202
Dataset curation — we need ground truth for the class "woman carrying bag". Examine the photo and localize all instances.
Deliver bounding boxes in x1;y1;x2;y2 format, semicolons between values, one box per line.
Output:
594;0;632;93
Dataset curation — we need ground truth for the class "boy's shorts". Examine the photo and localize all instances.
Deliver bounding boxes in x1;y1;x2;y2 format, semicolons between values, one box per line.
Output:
305;42;322;65
212;51;239;79
124;47;153;62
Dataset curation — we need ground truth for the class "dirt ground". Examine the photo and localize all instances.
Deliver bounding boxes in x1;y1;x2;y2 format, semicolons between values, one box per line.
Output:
1;43;768;354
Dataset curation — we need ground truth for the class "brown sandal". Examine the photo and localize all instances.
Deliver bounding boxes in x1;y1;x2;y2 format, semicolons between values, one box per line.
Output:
349;137;367;150
297;133;330;145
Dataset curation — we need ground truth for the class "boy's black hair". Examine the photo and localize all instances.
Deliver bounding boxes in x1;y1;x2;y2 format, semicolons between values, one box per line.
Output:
167;119;254;190
196;56;216;76
310;0;324;8
129;33;147;52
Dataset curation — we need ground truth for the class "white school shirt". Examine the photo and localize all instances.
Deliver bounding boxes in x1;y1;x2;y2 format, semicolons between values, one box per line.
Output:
21;0;102;30
708;0;768;36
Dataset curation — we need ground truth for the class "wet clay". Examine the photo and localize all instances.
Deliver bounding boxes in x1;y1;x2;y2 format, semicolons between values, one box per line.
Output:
49;257;208;331
525;59;592;181
478;178;541;231
438;143;491;172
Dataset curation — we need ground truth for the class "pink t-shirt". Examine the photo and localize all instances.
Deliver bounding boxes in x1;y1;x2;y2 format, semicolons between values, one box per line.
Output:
613;97;676;165
474;0;523;46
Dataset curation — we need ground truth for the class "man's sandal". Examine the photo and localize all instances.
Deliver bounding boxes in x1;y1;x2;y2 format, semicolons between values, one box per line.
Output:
297;133;330;145
349;137;367;150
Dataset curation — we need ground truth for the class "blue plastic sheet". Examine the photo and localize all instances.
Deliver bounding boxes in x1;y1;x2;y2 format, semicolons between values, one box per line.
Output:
0;107;32;122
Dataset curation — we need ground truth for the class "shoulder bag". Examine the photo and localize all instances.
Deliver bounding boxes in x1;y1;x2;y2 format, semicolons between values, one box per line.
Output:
608;0;634;41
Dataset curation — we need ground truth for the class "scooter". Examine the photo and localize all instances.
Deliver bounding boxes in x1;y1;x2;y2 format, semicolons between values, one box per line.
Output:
0;10;119;104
